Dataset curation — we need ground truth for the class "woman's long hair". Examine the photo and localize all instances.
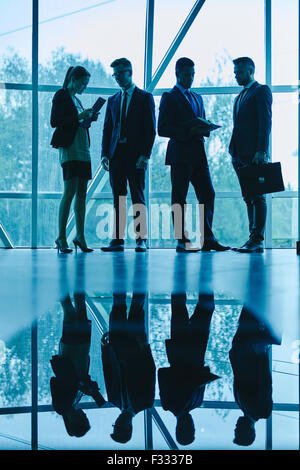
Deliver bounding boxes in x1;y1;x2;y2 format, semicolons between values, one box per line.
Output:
62;66;91;89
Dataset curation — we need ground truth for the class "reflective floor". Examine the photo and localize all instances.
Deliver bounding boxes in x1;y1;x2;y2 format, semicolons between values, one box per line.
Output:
0;248;299;451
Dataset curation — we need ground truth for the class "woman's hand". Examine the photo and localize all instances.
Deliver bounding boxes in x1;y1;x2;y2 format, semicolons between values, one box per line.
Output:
78;108;93;120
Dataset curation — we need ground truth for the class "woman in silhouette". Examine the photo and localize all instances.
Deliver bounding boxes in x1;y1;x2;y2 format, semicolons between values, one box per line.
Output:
50;65;98;253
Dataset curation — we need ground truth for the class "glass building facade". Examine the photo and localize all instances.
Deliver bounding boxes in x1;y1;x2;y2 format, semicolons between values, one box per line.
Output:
0;0;299;453
0;0;298;249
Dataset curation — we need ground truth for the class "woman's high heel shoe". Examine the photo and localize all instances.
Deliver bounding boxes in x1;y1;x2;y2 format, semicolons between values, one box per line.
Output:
73;238;94;253
55;238;73;254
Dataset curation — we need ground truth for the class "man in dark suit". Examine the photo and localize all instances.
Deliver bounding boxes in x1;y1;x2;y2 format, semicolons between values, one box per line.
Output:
229;307;280;446
158;57;229;252
101;58;156;252
101;292;156;443
158;292;218;445
230;57;272;253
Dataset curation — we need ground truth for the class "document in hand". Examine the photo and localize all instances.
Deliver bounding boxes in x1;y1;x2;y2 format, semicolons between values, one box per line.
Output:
185;117;221;132
80;96;106;128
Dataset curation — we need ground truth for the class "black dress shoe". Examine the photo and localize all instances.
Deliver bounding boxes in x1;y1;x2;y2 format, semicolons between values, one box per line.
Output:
135;239;147;252
236;239;264;253
176;240;200;253
101;240;124;252
201;239;230;252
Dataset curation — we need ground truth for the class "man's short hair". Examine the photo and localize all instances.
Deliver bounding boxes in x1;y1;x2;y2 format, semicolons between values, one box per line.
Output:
110;57;132;70
175;57;195;74
233;57;255;71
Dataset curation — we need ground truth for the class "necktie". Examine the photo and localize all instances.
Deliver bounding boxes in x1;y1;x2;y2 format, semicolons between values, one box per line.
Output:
185;90;198;116
120;91;127;140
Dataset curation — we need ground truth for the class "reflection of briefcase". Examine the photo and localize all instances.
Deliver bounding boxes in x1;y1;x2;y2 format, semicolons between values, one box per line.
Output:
238;162;285;198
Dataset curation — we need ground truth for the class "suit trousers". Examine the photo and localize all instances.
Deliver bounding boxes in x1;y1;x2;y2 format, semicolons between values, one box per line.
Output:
109;144;147;240
170;162;215;242
170;293;214;367
233;162;267;242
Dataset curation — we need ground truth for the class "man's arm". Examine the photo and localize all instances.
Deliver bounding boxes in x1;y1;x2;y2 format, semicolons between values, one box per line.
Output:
255;85;272;155
101;99;113;170
157;92;191;142
140;92;156;158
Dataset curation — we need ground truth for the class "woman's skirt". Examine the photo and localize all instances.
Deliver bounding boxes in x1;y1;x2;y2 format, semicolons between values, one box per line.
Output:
61;160;92;181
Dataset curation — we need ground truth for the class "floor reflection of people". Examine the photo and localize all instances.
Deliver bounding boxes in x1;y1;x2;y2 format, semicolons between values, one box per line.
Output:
230;254;282;446
230;306;281;446
50;263;105;437
101;291;155;444
158;292;219;446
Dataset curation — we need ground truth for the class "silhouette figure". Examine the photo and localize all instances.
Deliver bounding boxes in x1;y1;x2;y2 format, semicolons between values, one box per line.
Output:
230;255;282;446
50;65;99;253
230;306;280;446
101;292;155;443
158;292;219;445
50;258;105;437
101;57;156;252
157;57;229;252
230;57;272;253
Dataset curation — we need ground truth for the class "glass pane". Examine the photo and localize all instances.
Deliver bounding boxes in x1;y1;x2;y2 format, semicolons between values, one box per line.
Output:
0;0;32;84
152;0;196;71
38;408;145;450
0;328;31;407
0;414;31;450
0;90;32;192
154;0;265;88
0;199;31;246
272;336;299;405
272;412;299;450
203;94;240;192
272;198;298;248
272;0;298;86
38;0;146;88
272;93;298;191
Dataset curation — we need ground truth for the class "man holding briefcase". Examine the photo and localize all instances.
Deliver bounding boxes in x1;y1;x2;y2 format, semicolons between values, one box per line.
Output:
229;57;272;253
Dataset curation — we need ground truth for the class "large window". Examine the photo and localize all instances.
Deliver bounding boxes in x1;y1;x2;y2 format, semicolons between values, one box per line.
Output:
0;0;298;248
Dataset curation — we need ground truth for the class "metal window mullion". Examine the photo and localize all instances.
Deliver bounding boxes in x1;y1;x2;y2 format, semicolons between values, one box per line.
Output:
144;0;155;91
31;0;39;248
144;0;155;248
147;0;206;93
0;222;13;248
297;0;300;254
265;0;272;249
2;82;298;95
31;1;39;448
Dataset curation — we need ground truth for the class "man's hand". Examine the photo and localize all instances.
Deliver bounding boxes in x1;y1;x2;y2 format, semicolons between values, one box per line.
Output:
101;156;109;171
91;111;99;122
252;151;268;165
136;156;148;169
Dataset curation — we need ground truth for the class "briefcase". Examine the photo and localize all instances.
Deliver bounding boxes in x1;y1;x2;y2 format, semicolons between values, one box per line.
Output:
238;162;285;198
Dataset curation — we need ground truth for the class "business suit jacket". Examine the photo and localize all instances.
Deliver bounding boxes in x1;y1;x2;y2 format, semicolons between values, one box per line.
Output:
101;296;156;414
157;86;209;166
101;336;155;414
229;82;272;162
101;86;156;162
50;88;90;149
229;307;281;421
158;339;218;417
